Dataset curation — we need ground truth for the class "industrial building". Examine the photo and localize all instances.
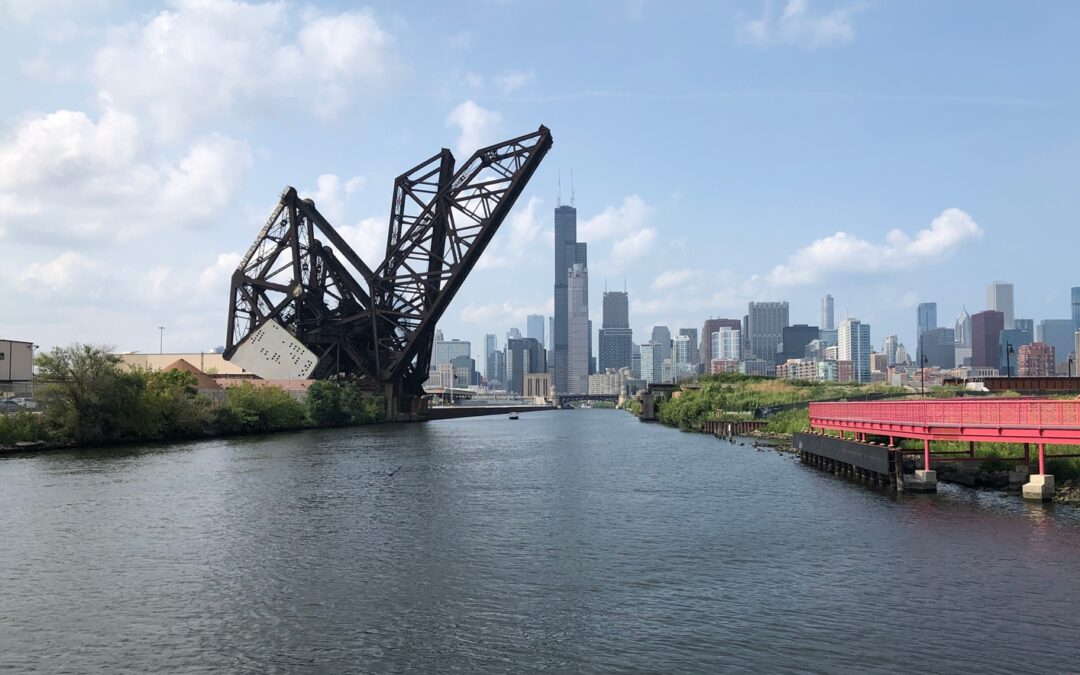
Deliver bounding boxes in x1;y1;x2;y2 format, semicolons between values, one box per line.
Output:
0;339;35;397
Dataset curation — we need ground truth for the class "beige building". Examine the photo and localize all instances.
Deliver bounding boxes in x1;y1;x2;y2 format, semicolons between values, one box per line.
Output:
588;368;626;396
523;372;552;400
118;352;248;376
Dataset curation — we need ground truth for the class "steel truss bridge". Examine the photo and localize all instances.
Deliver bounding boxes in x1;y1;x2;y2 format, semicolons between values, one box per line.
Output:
223;126;552;418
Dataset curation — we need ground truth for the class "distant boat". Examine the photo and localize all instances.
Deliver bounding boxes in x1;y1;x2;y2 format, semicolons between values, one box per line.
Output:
509;413;520;420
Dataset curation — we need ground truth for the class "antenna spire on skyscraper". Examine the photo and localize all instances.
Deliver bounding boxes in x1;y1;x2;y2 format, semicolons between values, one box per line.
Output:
570;169;576;207
556;170;562;208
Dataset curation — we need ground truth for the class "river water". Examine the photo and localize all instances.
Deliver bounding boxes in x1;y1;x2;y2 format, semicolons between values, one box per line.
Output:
2;409;1079;673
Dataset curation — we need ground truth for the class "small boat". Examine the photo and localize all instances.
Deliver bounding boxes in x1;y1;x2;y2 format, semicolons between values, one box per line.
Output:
509;413;520;420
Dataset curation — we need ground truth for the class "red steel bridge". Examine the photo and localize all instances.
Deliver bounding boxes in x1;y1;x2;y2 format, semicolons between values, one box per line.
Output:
808;399;1080;496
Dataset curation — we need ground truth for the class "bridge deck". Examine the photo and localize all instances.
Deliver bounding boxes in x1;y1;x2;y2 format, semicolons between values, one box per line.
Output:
810;399;1080;445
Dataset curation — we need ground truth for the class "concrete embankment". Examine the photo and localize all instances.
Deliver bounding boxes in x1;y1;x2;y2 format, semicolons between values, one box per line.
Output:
426;405;555;420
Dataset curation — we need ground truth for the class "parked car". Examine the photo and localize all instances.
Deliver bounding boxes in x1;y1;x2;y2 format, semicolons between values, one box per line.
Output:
0;400;23;413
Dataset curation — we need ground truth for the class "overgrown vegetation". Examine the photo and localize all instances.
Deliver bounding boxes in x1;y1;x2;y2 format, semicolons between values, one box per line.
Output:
656;373;904;431
1;344;386;449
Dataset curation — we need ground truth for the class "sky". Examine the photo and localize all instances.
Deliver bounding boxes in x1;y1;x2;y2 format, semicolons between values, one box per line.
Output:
1;0;1078;358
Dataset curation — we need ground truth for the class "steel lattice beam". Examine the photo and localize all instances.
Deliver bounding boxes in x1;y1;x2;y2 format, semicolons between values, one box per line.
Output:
224;125;552;413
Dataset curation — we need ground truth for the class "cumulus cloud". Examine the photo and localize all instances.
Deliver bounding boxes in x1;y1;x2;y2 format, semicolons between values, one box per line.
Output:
768;208;983;286
578;194;653;241
337;216;387;269
737;0;857;48
477;196;548;271
459;298;553;325
447;100;502;157
609;227;657;265
653;268;702;291
13;251;100;294
199;252;242;292
0;107;251;244
93;1;393;137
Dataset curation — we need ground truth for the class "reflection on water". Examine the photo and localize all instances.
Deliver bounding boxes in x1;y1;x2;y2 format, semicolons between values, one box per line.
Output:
1;409;1078;672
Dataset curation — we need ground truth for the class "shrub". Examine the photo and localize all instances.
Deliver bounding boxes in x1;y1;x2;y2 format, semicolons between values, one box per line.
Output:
219;382;307;434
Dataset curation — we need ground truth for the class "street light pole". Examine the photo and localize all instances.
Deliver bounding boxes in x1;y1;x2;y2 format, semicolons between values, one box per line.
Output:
921;355;928;397
1005;340;1014;380
158;326;166;355
30;343;38;401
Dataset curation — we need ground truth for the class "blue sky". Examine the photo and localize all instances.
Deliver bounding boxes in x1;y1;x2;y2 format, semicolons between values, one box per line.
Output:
1;0;1078;357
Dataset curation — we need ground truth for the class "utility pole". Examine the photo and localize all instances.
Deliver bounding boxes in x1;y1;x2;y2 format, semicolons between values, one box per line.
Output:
158;326;166;355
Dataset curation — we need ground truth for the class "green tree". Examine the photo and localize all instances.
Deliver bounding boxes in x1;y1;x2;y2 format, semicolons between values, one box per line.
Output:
306;380;346;427
35;344;154;444
218;382;307;434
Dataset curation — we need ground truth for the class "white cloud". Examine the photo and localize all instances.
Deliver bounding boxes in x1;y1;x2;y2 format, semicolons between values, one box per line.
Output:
337;216;387;269
578;194;653;241
0;107;251;244
93;1;393;137
768;208;983;287
653;268;702;291
477;196;549;270
199;252;242;293
609;227;657;264
11;251;101;296
459;298;553;325
493;70;534;94
736;0;857;48
447;100;502;157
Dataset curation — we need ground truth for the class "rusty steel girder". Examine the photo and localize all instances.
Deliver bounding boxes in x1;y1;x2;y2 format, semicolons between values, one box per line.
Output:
224;125;552;412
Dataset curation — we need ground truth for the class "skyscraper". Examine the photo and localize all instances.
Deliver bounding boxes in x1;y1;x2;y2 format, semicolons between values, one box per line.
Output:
1037;319;1075;368
971;310;1004;370
839;318;871;383
883;335;898;366
916;302;937;364
747;301;789;365
954;306;971;347
999;327;1032;376
484;333;497;382
821;294;835;331
651;326;672;369
712;328;741;361
700;318;741;365
1072;287;1080;332
678;328;699;366
987;281;1014;328
553;202;586;393
640;343;660;385
526;314;545;349
598;290;633;372
923;328;956;370
780;324;819;363
673;334;695;380
567;263;590;393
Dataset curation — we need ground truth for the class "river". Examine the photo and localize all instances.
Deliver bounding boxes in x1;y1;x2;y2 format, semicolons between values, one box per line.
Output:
1;409;1079;673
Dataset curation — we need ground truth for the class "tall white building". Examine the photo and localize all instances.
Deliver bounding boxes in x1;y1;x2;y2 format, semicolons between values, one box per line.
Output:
987;282;1014;328
883;334;899;366
567;263;590;393
821;294;835;331
954;306;972;347
673;334;695;380
839;318;871;383
711;328;741;361
640;342;659;385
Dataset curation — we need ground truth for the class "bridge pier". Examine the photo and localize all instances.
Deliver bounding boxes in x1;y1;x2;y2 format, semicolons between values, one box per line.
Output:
907;438;937;493
1022;444;1055;501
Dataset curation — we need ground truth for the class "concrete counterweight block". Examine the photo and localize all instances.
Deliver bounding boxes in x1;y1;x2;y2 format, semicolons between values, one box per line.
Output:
1022;474;1055;502
906;469;937;493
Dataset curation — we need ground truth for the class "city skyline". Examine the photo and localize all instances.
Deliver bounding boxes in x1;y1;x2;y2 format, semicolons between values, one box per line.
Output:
3;2;1080;363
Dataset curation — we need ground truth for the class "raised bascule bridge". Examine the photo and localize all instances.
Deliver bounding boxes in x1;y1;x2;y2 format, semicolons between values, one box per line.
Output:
223;126;552;420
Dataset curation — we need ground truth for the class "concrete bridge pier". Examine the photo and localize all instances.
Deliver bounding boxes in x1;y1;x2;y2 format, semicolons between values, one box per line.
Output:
1022;443;1055;501
906;439;938;493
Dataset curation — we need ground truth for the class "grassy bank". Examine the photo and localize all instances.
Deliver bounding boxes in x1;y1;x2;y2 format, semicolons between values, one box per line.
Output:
655;373;904;432
1;345;386;450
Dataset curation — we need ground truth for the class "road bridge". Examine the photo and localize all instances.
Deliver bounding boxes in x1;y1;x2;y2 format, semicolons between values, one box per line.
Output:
808;399;1080;500
553;393;619;408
